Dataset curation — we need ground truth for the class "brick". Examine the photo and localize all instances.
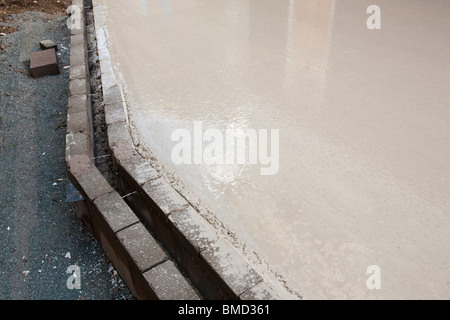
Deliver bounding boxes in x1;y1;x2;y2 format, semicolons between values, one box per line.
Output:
69;12;85;36
116;223;167;272
70;33;84;47
40;39;57;51
143;260;200;300
66;111;89;134
240;282;280;300
142;177;189;216
201;238;262;297
169;206;218;253
103;85;122;105
30;48;60;78
66;154;92;177
109;140;135;162
75;166;115;201
94;192;140;233
69;65;87;81
69;78;87;96
104;101;126;125
70;43;85;67
118;153;160;186
66;132;90;158
107;121;131;148
68;94;88;114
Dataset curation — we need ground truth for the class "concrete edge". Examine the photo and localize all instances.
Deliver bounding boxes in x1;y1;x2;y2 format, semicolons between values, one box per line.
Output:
65;0;200;300
91;1;283;300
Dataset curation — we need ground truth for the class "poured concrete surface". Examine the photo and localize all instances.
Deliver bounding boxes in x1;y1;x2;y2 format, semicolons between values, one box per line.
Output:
94;0;450;299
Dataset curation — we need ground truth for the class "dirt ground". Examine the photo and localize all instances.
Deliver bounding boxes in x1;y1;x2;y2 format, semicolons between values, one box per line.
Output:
0;0;70;51
0;0;71;18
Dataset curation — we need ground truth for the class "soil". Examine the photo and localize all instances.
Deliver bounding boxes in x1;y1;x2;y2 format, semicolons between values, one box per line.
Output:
0;0;70;51
0;0;71;19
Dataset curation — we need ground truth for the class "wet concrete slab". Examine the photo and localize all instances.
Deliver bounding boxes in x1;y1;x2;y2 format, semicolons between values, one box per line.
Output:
94;0;450;299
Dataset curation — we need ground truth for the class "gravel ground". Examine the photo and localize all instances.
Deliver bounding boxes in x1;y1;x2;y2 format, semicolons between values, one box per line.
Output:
0;11;133;300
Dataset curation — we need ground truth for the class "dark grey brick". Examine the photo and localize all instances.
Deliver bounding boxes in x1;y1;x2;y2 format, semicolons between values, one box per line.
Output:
143;260;200;300
116;223;167;272
142;178;188;216
201;238;262;296
169;206;218;252
94;191;140;233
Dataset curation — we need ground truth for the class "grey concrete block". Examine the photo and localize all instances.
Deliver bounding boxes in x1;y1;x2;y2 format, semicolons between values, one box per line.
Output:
107;121;131;148
76;166;115;201
105;101;127;125
40;39;57;51
66;132;90;158
66;111;89;134
66;154;92;177
69;65;87;81
69;12;85;36
68;94;88;114
143;260;200;300
70;43;85;67
94;191;140;233
116;223;167;272
69;78;87;96
169;206;218;253
240;282;280;300
201;238;262;297
142;177;189;216
103;85;122;105
119;153;160;186
70;33;84;47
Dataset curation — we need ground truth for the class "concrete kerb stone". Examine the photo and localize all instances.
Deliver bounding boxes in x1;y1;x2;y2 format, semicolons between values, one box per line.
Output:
68;94;88;114
168;206;219;254
117;153;161;187
103;84;122;105
66;110;89;134
66;132;91;160
69;64;87;81
69;42;86;67
200;238;263;298
141;178;189;216
93;191;140;233
70;33;84;47
107;120;131;148
116;223;168;272
240;282;282;300
105;100;127;125
69;77;88;97
143;260;201;300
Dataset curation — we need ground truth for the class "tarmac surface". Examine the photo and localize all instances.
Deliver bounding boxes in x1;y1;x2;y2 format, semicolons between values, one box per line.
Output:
0;10;133;300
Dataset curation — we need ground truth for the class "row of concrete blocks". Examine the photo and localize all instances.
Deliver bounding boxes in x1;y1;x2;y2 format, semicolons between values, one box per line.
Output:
66;0;281;300
66;0;200;300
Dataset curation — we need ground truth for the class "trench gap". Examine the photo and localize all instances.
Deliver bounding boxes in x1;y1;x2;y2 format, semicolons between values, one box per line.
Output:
84;0;117;189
